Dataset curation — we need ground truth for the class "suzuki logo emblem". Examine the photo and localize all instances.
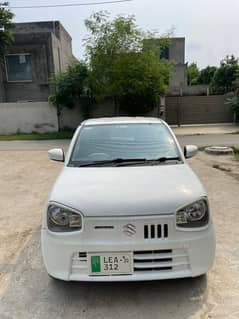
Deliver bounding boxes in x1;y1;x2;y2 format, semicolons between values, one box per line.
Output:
123;224;136;237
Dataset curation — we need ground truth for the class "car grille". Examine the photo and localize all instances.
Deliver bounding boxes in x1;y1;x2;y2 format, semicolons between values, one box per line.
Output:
133;249;189;272
71;248;189;276
144;224;168;239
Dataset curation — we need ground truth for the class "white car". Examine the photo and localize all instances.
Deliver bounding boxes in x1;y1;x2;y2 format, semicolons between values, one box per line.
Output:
41;117;216;281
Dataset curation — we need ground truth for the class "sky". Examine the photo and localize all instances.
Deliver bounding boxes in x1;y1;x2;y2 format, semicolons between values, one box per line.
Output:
7;0;239;69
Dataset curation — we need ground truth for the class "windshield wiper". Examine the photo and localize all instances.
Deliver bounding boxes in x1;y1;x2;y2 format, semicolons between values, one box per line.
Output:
152;156;181;163
71;157;181;167
117;156;182;166
74;158;147;167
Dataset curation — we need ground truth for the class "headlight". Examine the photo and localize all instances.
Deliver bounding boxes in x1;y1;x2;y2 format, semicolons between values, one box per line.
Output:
47;204;82;232
176;199;209;228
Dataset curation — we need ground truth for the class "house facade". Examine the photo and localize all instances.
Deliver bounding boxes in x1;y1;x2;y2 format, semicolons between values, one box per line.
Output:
144;37;188;95
0;21;74;102
163;37;187;95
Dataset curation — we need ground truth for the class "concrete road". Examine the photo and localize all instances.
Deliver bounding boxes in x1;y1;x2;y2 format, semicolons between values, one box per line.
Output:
0;133;238;151
0;150;239;318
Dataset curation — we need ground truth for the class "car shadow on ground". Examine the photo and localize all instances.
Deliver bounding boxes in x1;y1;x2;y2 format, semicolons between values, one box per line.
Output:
0;231;208;319
51;275;207;318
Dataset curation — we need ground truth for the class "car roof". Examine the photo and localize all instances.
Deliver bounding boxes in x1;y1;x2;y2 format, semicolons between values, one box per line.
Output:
81;117;164;126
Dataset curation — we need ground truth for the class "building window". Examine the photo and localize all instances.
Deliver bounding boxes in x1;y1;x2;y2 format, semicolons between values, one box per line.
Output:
160;46;169;60
5;54;32;82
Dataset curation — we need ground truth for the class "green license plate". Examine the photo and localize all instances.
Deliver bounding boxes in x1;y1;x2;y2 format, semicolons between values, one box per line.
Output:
90;252;132;275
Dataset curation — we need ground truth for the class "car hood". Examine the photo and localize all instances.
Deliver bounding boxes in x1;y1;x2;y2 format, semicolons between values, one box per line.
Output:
49;164;206;217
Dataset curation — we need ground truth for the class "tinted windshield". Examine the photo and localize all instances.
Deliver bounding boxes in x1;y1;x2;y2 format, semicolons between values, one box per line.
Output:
70;123;180;165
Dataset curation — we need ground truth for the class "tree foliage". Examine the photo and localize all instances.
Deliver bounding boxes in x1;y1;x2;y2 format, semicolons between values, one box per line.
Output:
50;12;172;115
84;12;172;113
187;63;200;85
187;56;239;96
210;55;239;94
188;64;217;86
111;51;170;113
0;2;14;61
197;66;217;85
49;61;89;109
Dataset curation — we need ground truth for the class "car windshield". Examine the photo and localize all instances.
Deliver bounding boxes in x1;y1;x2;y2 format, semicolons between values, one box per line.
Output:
69;123;181;166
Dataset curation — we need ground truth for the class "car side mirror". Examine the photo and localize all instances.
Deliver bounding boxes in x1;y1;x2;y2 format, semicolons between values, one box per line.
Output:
48;148;65;162
184;145;198;159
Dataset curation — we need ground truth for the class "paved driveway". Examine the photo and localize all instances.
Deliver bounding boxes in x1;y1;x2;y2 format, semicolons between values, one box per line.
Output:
0;150;239;319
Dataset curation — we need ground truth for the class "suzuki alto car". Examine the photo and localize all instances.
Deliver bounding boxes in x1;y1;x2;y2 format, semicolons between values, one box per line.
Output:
41;117;216;281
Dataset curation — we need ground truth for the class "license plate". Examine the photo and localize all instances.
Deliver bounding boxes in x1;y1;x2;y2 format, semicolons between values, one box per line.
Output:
89;252;132;275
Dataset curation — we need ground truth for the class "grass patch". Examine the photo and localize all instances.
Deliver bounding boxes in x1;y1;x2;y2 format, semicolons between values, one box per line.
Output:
0;130;74;141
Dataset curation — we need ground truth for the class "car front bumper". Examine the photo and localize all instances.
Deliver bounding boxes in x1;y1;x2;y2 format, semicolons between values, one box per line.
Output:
41;214;216;281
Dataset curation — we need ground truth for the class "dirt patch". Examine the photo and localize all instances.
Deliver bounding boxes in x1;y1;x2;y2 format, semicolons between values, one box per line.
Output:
0;151;61;293
197;151;239;182
188;153;239;318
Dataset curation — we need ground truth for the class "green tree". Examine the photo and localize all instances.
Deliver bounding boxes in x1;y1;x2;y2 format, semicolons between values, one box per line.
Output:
84;11;172;114
49;61;91;124
0;2;14;61
197;66;217;85
210;55;239;94
110;51;170;114
49;61;89;109
187;63;200;85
